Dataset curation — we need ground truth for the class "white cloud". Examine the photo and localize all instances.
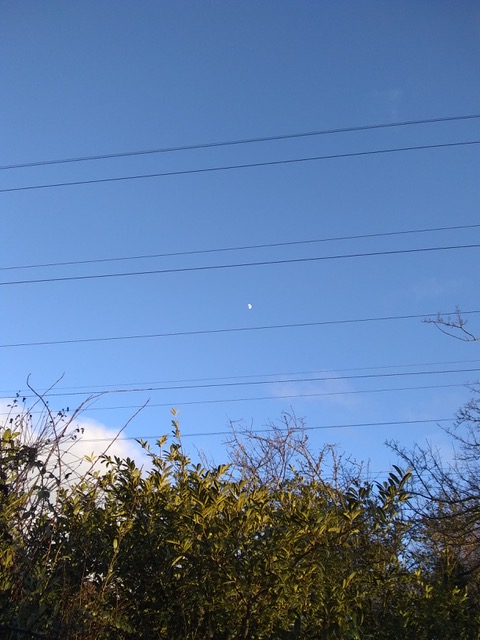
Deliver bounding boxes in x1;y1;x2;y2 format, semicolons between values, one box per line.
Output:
270;375;363;409
60;416;150;481
0;400;149;485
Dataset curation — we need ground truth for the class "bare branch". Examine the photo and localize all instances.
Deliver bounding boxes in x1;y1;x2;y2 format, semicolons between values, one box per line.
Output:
424;307;479;342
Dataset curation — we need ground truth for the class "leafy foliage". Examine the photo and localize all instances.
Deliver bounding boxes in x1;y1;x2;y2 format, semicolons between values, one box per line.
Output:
1;405;479;639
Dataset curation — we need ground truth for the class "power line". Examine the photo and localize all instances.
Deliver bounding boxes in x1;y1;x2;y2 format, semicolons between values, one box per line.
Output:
62;418;454;442
2;309;479;349
2;113;479;172
1;243;479;287
4;367;479;399
97;382;468;410
1;139;479;194
2;223;479;273
5;382;462;415
4;357;477;395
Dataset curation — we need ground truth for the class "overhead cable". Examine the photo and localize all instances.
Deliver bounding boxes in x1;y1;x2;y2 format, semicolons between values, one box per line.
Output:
1;243;479;287
87;382;469;411
4;357;477;395
3;382;464;416
3;367;479;399
2;309;479;349
2;113;479;171
2;223;479;273
58;418;453;442
1;139;479;194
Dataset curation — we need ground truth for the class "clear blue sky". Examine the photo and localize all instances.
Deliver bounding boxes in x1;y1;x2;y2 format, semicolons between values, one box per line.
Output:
1;1;479;476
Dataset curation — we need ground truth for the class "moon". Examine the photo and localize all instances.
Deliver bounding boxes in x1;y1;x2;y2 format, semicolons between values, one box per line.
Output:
247;303;253;310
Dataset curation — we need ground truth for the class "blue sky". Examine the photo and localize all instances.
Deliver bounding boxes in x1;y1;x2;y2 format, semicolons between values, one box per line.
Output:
1;1;480;476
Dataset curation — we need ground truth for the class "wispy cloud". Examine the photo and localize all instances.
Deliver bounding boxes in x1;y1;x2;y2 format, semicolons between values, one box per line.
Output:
372;87;404;119
269;375;364;409
408;276;463;301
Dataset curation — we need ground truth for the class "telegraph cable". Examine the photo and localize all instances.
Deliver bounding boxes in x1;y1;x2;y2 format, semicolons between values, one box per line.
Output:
2;309;479;349
1;243;479;287
62;418;454;442
1;139;479;194
3;357;477;395
2;223;479;273
3;367;479;398
2;382;463;415
2;113;479;171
